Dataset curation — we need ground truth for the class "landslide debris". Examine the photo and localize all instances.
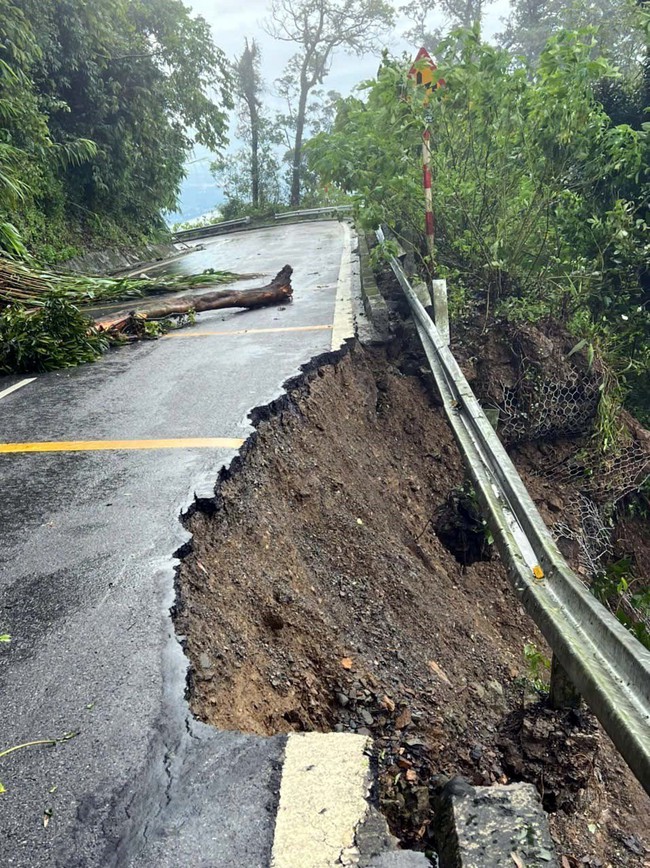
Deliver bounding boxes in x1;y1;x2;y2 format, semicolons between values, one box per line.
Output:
174;341;650;866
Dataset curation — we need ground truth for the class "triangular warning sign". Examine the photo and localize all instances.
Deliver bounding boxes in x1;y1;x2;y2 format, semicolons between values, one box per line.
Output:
408;47;445;96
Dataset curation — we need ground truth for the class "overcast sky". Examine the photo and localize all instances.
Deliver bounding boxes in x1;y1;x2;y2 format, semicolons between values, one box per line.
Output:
170;0;512;220
189;0;513;120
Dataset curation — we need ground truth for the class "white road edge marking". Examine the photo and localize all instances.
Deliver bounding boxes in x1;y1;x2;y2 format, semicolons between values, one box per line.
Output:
330;222;355;351
0;378;36;402
271;732;371;868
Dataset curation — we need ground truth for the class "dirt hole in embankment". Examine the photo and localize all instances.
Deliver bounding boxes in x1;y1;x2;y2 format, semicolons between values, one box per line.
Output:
174;341;649;865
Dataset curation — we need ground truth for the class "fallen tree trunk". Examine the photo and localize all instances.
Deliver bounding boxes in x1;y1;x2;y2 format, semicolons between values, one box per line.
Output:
94;265;293;333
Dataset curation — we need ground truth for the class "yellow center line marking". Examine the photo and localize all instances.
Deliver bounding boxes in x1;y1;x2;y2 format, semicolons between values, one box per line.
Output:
163;324;332;339
0;438;244;454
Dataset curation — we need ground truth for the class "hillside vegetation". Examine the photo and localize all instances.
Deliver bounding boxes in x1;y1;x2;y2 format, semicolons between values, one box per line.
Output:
0;0;230;263
309;20;650;425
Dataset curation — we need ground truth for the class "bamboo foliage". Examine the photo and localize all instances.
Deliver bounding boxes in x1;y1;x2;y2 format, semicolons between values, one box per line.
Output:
0;258;242;309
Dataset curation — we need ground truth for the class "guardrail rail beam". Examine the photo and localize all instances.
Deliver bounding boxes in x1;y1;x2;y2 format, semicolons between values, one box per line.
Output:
377;227;650;797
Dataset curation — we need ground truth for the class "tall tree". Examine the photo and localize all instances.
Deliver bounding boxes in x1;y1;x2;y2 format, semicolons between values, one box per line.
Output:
497;0;645;69
1;0;232;259
265;0;394;205
400;0;494;54
235;39;262;209
274;80;342;204
213;39;283;215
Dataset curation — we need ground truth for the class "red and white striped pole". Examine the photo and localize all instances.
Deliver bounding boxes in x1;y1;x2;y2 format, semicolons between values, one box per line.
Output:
422;128;435;267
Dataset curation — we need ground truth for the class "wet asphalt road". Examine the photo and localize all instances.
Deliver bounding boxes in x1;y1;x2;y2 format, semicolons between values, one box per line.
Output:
0;221;354;866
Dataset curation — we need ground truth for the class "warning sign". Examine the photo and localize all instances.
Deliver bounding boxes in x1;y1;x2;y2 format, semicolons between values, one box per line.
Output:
407;47;445;102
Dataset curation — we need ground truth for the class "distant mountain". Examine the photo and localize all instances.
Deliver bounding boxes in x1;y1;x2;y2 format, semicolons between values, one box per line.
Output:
165;157;224;226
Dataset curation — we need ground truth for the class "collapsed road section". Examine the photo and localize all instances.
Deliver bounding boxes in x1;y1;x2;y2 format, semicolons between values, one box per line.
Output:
175;341;650;866
1;216;648;866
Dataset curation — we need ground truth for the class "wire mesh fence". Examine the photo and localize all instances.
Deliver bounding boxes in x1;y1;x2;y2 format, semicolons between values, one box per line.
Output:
546;439;650;506
498;373;600;444
553;493;614;577
482;354;650;639
491;358;649;507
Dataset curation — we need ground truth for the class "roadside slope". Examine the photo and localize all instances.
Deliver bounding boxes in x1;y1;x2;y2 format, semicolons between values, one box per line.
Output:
176;341;650;866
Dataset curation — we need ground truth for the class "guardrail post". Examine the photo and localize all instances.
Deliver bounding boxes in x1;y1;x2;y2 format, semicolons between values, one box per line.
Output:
414;278;449;344
413;281;432;309
549;654;581;709
431;278;449;345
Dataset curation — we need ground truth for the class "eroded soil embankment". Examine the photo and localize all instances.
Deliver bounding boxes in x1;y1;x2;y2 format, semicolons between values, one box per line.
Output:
174;341;650;865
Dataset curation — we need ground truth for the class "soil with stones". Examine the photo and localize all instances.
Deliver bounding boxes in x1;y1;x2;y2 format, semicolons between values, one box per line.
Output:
174;341;650;867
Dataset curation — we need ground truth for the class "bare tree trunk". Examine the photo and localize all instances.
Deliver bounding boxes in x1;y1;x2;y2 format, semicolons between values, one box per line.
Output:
251;110;260;209
238;39;263;209
290;81;309;206
94;266;293;333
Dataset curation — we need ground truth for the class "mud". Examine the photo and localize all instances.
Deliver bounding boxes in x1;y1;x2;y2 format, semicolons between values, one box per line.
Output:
174;341;649;866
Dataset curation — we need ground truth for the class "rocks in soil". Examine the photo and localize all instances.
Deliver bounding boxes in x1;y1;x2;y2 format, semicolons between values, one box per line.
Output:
498;703;600;814
470;745;483;762
198;652;213;670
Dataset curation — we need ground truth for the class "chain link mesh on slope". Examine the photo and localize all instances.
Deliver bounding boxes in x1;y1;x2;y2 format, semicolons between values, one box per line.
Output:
489;358;649;585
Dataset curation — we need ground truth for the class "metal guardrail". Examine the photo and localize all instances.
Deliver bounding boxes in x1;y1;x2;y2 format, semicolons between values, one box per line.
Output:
172;216;251;243
377;228;650;796
171;207;351;240
274;206;353;220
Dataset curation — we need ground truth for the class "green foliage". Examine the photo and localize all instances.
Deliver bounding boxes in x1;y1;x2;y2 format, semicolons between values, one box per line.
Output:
523;642;551;692
369;238;400;269
0;258;243;373
0;257;242;308
308;26;650;423
498;0;646;71
0;0;231;259
592;557;650;649
0;294;107;373
0;221;27;258
0;0;62;255
142;318;173;339
27;0;230;220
